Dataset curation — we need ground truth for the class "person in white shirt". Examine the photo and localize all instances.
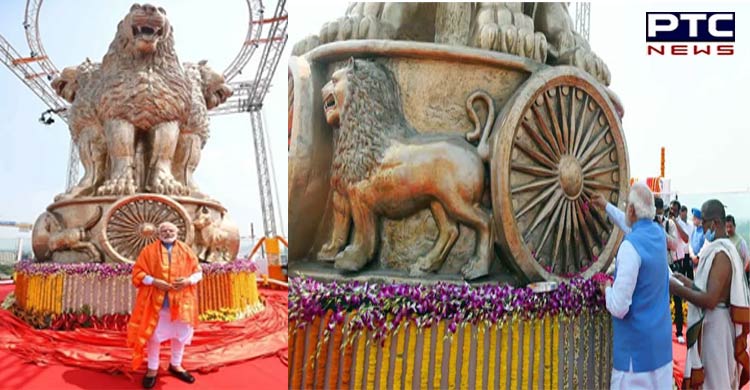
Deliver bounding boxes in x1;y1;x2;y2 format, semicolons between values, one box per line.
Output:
726;215;750;284
592;184;673;390
667;200;691;344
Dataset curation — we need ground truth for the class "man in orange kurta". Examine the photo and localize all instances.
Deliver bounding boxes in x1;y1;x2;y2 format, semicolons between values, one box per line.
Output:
127;222;202;388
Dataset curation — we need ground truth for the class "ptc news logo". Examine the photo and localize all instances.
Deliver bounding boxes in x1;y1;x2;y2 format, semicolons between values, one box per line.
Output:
647;12;735;56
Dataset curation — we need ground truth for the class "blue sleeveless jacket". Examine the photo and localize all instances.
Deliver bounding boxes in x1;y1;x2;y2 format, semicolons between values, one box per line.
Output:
612;219;672;372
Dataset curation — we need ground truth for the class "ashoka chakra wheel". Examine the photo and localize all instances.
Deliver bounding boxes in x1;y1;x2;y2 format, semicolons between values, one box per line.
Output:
491;66;629;282
100;195;194;263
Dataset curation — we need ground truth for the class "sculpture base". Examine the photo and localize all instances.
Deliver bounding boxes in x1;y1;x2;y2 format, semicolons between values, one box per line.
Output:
32;194;239;264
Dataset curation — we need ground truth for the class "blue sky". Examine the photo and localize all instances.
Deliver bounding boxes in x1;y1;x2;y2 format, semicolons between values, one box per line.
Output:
0;0;289;241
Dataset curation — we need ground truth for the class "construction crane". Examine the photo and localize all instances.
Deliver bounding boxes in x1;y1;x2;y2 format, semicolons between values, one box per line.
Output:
574;2;591;41
0;0;288;279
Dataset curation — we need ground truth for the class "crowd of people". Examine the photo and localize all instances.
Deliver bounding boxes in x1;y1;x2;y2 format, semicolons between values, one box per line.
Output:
592;183;750;390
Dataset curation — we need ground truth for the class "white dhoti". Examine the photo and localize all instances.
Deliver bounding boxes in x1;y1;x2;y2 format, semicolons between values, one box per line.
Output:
146;306;195;370
684;239;750;390
695;306;739;389
610;361;673;390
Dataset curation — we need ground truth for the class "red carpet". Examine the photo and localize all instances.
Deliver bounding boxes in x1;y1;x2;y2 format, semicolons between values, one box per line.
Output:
672;325;750;390
0;283;288;389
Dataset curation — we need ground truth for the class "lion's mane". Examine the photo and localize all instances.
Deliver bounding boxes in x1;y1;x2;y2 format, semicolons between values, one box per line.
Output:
95;11;191;130
331;60;417;190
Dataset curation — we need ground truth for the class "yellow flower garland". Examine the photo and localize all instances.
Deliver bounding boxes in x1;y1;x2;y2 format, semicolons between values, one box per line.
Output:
448;325;459;389
404;324;417;389
533;318;541;389
365;332;378;389
419;326;431;389
434;321;445;387
475;324;485;390
460;325;470;390
353;331;366;390
379;322;393;390
488;324;498;390
499;323;508;390
521;319;531;387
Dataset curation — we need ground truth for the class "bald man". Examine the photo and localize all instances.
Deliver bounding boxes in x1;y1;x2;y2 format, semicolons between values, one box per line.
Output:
127;222;203;388
670;200;750;390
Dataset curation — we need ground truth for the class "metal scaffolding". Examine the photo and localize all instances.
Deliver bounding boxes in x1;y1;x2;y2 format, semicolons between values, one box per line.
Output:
574;2;591;41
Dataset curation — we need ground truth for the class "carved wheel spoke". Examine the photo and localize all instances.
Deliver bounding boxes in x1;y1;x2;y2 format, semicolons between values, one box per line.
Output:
102;195;193;263
494;69;629;282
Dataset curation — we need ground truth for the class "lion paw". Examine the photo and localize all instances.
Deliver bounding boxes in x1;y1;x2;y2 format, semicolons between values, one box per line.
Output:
55;184;96;201
557;48;611;86
475;24;547;62
461;256;489;281
97;172;136;196
148;169;187;196
415;253;442;273
291;35;321;56
333;247;368;272
317;242;340;262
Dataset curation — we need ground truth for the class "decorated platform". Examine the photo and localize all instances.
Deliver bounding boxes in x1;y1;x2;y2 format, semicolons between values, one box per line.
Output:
289;277;612;389
8;260;261;330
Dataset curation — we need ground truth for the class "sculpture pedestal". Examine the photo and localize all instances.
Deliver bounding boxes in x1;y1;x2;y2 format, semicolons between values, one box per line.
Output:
32;194;239;264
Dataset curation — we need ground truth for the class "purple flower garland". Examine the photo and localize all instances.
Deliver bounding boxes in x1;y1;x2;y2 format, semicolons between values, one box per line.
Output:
14;259;258;277
289;277;605;341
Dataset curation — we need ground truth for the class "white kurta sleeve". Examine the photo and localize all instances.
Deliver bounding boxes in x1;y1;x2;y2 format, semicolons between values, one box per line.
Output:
677;219;693;238
188;271;203;285
605;203;631;234
605;240;641;319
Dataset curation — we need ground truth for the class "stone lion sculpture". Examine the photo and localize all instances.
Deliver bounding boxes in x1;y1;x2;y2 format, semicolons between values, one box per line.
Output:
175;61;233;198
292;2;610;86
51;4;232;199
318;58;496;280
94;3;192;196
52;59;105;200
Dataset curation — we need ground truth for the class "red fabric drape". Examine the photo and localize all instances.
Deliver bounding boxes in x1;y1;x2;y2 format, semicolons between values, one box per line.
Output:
0;289;288;376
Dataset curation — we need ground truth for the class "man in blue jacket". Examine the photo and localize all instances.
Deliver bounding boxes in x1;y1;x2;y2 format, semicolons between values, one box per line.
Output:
592;183;673;389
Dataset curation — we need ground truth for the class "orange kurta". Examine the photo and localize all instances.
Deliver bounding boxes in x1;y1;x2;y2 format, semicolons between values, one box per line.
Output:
127;240;201;371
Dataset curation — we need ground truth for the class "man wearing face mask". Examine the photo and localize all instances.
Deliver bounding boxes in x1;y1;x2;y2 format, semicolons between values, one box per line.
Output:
591;183;673;389
670;200;750;390
127;222;203;388
688;208;705;270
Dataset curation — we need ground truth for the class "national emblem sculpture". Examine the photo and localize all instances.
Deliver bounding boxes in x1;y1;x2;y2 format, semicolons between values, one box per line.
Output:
32;3;240;264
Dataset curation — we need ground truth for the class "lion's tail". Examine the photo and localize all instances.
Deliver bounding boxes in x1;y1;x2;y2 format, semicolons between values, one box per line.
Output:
465;90;495;162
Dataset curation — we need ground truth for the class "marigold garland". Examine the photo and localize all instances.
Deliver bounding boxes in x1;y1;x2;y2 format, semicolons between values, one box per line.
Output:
460;325;470;389
314;311;333;387
476;324;485;390
340;325;354;389
291;321;306;390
